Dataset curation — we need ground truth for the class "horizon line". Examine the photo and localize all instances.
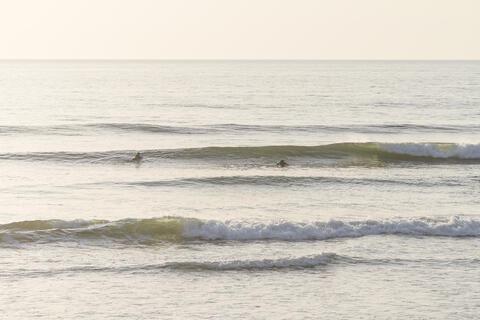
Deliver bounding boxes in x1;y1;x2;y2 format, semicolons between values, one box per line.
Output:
1;58;479;62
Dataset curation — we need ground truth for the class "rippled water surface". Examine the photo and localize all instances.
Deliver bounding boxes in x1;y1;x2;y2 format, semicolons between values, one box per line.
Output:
1;60;480;319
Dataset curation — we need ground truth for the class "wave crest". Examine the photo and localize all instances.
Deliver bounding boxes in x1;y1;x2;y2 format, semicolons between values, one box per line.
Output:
380;143;480;159
1;142;480;164
1;216;479;245
164;253;338;270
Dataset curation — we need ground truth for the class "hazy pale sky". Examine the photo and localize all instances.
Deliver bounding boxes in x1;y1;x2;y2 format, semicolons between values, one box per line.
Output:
1;0;479;59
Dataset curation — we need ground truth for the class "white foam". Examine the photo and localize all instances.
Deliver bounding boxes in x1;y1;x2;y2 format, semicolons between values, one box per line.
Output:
182;216;480;240
380;143;480;159
2;216;480;245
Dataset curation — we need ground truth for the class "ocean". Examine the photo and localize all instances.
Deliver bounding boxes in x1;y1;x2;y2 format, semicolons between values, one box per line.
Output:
1;60;479;319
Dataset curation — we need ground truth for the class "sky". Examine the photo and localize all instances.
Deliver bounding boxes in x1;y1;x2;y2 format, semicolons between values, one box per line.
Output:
0;0;479;60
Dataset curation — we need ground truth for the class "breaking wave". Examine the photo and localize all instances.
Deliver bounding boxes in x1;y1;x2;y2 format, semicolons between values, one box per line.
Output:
379;143;480;159
1;216;479;245
1;142;480;164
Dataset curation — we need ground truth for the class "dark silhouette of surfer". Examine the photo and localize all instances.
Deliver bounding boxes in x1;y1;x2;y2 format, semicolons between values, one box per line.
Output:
277;160;288;167
132;152;143;162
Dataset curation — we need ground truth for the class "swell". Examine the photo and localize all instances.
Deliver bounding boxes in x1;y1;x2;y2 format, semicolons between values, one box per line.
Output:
0;123;208;136
1;123;477;136
1;254;347;278
1;216;479;245
125;175;443;187
4;254;340;278
1;142;480;164
162;253;339;270
86;123;208;134
6;255;480;278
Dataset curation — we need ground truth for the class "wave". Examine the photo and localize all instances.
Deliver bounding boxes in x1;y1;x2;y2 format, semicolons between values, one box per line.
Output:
162;253;339;271
7;254;480;278
1;142;480;164
0;123;209;136
126;175;438;187
1;122;477;136
3;254;342;278
213;123;480;135
1;216;479;245
379;143;480;159
86;123;209;134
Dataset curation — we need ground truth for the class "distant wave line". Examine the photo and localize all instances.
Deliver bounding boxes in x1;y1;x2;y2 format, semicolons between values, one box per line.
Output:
0;122;478;136
120;175;447;188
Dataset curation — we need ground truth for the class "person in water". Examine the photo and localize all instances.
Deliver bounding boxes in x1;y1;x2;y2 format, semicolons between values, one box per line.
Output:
277;160;288;167
132;152;143;162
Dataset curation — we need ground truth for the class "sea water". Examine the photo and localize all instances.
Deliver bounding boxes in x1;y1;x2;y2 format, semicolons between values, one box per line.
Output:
1;60;479;319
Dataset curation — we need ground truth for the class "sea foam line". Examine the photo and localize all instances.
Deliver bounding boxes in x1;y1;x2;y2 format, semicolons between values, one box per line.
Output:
380;143;480;159
1;216;480;245
182;216;480;240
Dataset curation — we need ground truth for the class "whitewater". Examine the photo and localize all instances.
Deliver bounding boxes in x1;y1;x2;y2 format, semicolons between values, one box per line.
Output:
2;216;480;245
1;60;480;319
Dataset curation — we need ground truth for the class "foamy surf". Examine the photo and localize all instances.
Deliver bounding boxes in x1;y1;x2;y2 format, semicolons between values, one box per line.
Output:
380;143;480;159
1;216;479;245
182;216;480;240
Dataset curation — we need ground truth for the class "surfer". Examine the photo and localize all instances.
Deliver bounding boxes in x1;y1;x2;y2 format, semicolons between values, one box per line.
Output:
132;152;143;162
276;160;288;167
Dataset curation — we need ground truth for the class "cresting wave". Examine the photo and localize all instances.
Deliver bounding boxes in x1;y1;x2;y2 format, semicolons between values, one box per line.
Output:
7;255;480;278
1;142;480;164
3;254;341;278
1;216;479;245
163;254;339;270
